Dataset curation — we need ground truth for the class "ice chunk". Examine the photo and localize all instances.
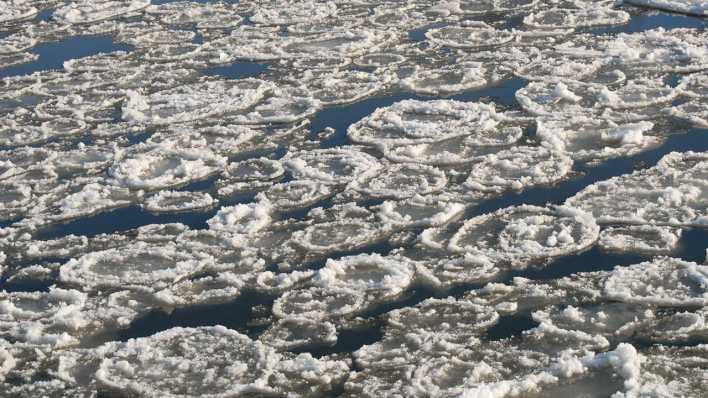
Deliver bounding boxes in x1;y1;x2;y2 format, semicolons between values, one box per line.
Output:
54;0;151;24
260;318;337;350
524;8;630;29
377;195;465;228
257;180;332;211
426;26;515;48
273;287;364;320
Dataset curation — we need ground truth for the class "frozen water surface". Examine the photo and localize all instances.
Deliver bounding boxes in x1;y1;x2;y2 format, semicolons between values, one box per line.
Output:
1;0;708;396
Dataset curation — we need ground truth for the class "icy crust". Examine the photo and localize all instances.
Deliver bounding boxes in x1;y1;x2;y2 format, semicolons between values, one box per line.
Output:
142;191;217;213
432;205;599;267
122;79;273;125
93;326;349;397
463;146;573;192
54;0;151;24
623;0;708;16
598;225;681;254
566;151;708;226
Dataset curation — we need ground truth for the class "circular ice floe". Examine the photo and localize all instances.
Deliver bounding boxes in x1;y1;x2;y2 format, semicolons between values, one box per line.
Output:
670;99;708;128
284;147;382;185
624;0;708;16
145;1;244;28
464;146;573;193
95;326;349;397
426;27;515;48
301;70;392;105
0;2;37;23
387;297;499;338
59;242;212;291
260;318;337;350
516;79;676;117
566;151;708;226
603;257;708;307
353;52;406;69
376;195;465;228
599;225;681;254
314;254;416;299
442;205;599;267
142;191;217;213
349;163;447;199
523;8;630;29
537;117;658;163
206;203;272;236
348;99;506;146
223;158;284;182
257;180;332;211
400;62;489;95
154;273;245;307
250;1;338;25
291;219;386;254
121;79;272;125
599;28;708;73
272;287;365;320
54;0;151;24
109;144;226;190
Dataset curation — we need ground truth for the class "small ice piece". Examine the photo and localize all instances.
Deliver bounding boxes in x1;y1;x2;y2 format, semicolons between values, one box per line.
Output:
54;0;151;24
349;163;447;199
206;202;272;236
354;52;406;69
272;287;364;320
463;146;573;193
523;8;630;29
314;254;416;300
598;225;681;254
0;344;14;382
109;144;226;191
348;99;506;146
443;205;599;267
0;52;38;69
142;191;217;213
425;26;515;48
95;326;349;397
0;32;37;54
603;257;708;307
59;242;213;292
376;195;465;228
677;72;708;98
257;180;332;212
537;117;658;163
259;318;337;350
121;79;272;125
284;147;382;185
624;0;708;16
516;80;596;116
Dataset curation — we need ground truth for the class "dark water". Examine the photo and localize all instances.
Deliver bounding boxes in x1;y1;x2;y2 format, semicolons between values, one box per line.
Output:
1;8;707;358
